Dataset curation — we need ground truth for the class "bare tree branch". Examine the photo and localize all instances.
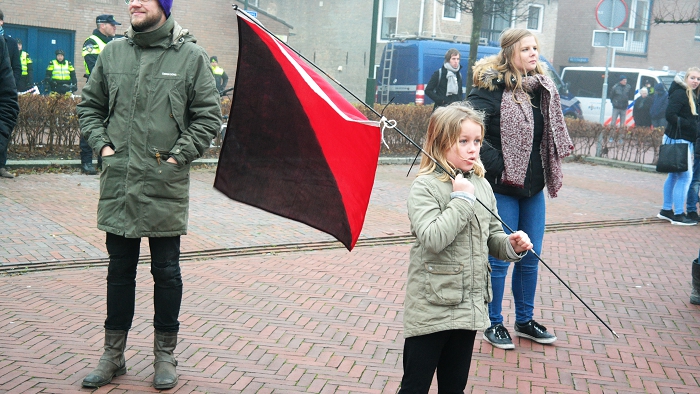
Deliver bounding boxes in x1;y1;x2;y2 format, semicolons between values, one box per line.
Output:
436;0;533;93
652;1;700;24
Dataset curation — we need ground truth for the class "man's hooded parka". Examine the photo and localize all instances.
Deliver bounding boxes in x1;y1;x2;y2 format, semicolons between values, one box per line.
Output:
77;17;221;238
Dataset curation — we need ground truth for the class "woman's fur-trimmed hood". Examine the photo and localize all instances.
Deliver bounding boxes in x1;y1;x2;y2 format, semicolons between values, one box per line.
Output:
471;56;503;91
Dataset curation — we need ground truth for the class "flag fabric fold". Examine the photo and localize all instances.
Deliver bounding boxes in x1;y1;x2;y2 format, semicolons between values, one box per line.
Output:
214;11;381;251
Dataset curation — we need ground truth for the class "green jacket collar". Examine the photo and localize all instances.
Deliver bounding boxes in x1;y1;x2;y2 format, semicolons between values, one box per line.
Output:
126;17;195;49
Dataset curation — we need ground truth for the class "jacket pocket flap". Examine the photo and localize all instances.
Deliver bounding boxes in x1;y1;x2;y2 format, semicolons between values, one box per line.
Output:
424;262;463;275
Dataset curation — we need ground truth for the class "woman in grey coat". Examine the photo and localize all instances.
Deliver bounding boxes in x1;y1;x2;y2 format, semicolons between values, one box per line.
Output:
400;104;532;393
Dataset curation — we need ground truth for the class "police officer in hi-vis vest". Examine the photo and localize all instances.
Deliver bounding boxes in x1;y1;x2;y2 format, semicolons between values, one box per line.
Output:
79;14;120;175
45;49;77;95
209;56;228;93
17;38;33;92
83;14;121;81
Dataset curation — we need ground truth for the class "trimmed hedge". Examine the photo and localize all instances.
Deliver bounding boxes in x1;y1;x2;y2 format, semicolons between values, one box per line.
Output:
10;98;663;165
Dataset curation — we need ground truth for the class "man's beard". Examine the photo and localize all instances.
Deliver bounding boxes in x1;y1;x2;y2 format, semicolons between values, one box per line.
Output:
131;9;164;32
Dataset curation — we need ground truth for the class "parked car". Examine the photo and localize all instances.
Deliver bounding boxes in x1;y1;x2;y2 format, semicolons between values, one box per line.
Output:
560;66;675;126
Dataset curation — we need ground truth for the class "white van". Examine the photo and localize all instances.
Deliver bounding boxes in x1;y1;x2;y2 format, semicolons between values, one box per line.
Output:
560;67;675;126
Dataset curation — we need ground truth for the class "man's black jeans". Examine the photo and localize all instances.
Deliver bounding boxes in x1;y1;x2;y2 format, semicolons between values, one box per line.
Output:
104;233;182;333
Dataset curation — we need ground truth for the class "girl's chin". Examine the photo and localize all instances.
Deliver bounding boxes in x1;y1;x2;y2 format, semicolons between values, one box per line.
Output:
459;164;474;172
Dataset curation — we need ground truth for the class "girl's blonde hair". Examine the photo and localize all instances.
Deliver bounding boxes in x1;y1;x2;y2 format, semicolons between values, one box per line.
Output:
473;28;546;92
417;103;486;181
684;67;700;116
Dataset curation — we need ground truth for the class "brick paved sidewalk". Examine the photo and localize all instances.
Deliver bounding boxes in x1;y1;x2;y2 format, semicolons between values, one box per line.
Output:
0;162;676;267
1;162;699;393
1;222;699;393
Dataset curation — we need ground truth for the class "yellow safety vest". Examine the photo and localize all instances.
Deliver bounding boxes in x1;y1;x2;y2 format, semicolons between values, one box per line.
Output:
48;60;74;81
211;66;225;76
20;51;32;76
82;35;107;75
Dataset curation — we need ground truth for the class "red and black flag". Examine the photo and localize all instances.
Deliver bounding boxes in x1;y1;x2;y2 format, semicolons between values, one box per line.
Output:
214;11;381;251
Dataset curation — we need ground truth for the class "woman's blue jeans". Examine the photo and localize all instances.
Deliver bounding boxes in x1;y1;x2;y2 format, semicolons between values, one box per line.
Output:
661;136;694;215
488;190;545;326
686;154;700;213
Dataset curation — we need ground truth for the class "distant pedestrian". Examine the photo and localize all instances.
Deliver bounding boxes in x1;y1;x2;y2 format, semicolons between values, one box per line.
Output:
77;0;221;389
468;28;573;350
650;82;669;128
45;49;77;95
0;9;21;87
209;56;228;93
425;48;464;110
17;38;33;92
610;75;633;128
657;67;700;226
0;22;20;180
81;14;122;175
632;87;652;128
401;104;532;393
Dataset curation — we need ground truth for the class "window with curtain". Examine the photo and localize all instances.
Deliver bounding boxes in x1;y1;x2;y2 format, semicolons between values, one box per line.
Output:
527;5;543;31
380;0;398;40
444;0;459;20
481;1;513;44
620;0;651;54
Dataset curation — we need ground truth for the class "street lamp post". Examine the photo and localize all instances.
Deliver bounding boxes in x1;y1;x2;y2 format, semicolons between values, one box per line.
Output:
365;0;380;105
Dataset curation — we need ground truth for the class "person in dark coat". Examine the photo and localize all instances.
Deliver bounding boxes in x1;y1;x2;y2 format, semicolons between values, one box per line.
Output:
610;75;633;127
425;48;464;110
632;87;652;127
650;82;669;128
657;68;700;226
467;28;573;351
0;10;20;87
0;28;20;179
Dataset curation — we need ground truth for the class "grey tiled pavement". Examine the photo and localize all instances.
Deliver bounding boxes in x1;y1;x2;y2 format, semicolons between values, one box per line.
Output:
0;162;699;393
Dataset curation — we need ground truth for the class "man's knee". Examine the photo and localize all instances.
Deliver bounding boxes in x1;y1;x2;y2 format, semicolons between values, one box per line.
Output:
151;259;182;288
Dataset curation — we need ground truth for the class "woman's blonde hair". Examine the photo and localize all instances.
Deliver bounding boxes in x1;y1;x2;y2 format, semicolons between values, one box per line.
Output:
417;103;486;181
684;67;700;116
477;28;546;92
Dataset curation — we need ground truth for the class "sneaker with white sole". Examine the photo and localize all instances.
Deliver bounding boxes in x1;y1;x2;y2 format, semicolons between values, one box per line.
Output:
657;209;674;222
514;320;557;344
670;213;697;226
482;323;515;350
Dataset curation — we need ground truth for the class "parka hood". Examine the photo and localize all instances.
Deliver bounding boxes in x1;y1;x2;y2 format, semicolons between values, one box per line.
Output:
471;55;504;91
125;17;196;49
668;73;689;96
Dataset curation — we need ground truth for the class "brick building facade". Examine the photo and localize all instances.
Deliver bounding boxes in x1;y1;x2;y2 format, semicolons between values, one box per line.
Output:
554;0;700;74
1;0;290;93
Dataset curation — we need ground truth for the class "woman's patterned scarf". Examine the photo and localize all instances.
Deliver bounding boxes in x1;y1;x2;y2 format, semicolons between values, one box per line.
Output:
499;74;574;198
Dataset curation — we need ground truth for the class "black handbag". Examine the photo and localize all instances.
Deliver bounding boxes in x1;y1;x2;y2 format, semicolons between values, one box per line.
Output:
656;119;689;173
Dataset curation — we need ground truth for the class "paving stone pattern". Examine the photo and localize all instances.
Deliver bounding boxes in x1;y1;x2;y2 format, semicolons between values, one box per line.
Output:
0;163;699;393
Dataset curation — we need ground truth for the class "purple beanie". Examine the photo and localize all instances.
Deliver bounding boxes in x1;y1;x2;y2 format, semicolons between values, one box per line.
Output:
158;0;172;17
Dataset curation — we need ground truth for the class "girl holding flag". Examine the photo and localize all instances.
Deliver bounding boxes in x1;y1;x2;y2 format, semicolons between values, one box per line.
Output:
400;104;532;392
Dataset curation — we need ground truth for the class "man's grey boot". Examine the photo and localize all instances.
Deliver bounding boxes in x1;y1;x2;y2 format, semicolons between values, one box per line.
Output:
82;329;128;388
691;259;700;305
153;330;178;389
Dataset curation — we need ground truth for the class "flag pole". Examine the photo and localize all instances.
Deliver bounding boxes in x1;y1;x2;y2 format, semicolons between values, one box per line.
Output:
231;5;619;340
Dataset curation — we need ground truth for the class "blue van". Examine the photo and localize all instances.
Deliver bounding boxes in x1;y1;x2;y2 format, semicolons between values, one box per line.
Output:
376;39;583;119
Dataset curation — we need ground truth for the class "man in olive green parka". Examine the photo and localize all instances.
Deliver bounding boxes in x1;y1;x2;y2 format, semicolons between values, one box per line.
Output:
77;0;221;389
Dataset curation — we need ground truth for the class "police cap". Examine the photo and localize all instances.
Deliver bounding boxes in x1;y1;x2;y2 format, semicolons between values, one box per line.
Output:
96;14;122;25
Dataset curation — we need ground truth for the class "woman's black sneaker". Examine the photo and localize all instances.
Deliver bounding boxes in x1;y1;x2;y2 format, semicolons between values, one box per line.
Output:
514;320;557;344
670;213;698;226
482;323;515;350
657;209;674;222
